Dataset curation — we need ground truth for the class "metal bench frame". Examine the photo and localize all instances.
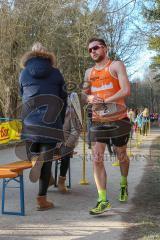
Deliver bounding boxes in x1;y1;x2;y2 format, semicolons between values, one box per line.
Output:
1;173;25;216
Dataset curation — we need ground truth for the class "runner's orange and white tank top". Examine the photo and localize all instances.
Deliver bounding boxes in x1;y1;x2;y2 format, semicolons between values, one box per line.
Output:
88;60;127;122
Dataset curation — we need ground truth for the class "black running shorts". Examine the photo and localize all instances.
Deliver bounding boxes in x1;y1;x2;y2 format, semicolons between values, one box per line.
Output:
90;117;131;147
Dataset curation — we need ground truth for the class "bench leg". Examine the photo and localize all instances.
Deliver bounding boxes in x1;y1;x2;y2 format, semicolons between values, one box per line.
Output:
20;174;25;216
2;179;6;214
1;174;25;216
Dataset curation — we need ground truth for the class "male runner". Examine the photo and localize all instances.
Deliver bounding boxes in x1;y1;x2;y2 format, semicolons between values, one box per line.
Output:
83;38;131;215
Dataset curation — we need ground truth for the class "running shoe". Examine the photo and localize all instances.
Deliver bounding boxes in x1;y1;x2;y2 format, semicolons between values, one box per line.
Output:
89;200;111;215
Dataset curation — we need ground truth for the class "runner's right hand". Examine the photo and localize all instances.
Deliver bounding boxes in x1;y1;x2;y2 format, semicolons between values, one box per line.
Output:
87;95;103;104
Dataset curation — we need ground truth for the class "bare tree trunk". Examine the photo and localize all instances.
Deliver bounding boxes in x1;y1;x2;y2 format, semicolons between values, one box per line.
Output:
5;87;18;118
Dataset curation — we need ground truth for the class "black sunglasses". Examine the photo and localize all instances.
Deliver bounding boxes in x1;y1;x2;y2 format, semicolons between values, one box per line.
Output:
88;45;103;53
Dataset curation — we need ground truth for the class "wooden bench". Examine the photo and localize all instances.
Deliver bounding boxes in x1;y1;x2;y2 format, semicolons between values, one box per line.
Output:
0;161;32;216
0;154;73;216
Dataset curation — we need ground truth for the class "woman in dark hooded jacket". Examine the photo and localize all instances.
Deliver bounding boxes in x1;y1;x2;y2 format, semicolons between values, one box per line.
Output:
19;42;67;210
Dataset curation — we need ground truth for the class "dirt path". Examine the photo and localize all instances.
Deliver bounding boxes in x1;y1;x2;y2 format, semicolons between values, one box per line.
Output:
0;128;159;240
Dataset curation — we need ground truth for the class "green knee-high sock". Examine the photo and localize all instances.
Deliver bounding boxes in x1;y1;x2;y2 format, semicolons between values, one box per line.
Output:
98;189;107;202
120;176;127;186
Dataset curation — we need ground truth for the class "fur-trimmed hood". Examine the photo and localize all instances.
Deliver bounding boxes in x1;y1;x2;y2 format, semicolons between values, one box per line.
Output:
20;50;56;68
20;51;56;68
20;50;56;79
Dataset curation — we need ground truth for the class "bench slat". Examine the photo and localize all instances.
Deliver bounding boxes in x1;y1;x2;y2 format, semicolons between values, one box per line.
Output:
0;169;18;179
0;160;32;172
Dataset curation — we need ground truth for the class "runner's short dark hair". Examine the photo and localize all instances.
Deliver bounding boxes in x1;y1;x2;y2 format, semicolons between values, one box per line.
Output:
88;38;107;47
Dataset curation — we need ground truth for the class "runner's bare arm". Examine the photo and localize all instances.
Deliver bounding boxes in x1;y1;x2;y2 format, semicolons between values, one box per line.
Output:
82;68;93;103
82;68;91;93
104;61;130;104
82;68;103;104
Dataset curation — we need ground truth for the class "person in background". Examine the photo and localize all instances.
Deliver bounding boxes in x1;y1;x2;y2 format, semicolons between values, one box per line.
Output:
158;113;160;127
142;108;149;136
134;110;143;134
127;108;135;138
19;42;67;210
154;113;158;125
53;93;82;193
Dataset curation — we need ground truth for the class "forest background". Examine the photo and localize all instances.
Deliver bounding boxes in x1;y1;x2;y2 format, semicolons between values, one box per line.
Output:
0;0;159;117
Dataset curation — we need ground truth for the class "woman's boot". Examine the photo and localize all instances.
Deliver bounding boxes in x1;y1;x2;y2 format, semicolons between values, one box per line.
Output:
36;195;54;211
58;176;68;193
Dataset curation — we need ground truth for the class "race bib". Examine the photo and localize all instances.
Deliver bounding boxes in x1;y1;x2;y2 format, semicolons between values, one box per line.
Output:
92;103;127;122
